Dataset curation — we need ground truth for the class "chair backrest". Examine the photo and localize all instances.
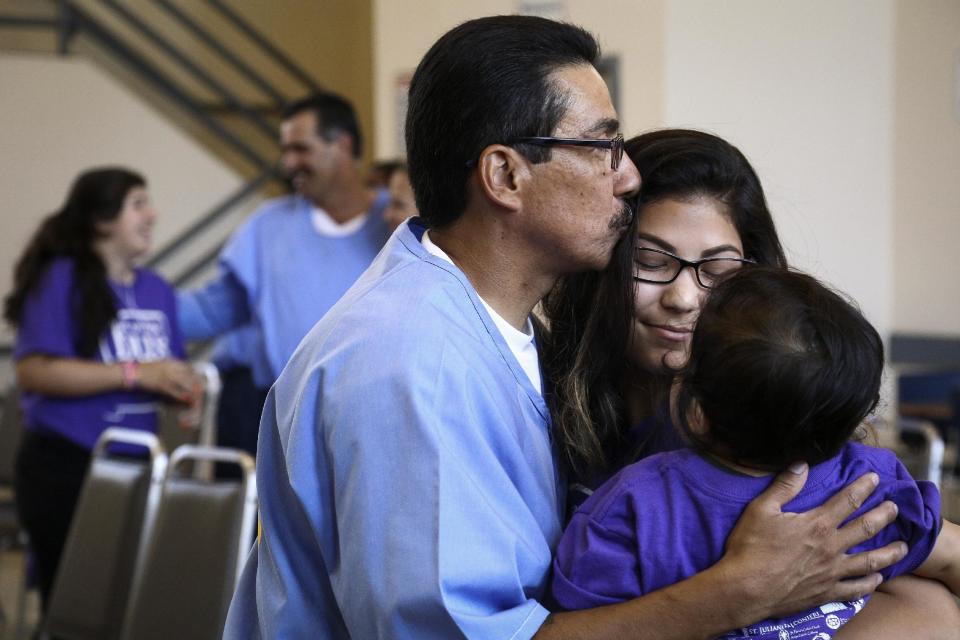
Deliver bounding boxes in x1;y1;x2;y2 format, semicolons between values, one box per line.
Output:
896;416;946;488
44;428;167;640
0;384;23;487
120;444;256;640
156;362;222;480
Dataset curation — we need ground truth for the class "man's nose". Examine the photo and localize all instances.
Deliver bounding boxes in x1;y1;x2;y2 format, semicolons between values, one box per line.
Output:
616;153;641;199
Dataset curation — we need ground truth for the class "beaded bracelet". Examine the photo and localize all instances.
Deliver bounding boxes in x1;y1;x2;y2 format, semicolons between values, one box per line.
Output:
121;361;139;390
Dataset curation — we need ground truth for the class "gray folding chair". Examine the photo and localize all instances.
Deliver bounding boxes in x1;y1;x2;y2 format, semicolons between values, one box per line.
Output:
0;384;23;489
874;415;946;488
896;416;946;488
156;362;222;480
43;428;167;640
0;384;28;634
120;445;256;640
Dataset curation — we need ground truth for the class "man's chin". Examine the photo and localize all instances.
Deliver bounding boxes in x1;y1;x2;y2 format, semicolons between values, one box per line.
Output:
289;174;311;193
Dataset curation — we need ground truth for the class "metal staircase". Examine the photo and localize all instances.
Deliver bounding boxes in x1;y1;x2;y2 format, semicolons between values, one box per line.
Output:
0;0;327;357
0;0;327;279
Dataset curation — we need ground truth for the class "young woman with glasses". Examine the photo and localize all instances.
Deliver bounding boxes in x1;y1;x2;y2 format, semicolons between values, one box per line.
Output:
543;129;787;488
552;265;960;635
541;129;960;636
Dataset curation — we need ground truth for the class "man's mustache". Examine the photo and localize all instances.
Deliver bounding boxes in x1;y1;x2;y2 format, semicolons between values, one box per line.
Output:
610;199;636;230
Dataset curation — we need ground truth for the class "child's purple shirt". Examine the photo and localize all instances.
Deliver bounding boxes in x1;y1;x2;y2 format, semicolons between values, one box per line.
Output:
552;443;941;639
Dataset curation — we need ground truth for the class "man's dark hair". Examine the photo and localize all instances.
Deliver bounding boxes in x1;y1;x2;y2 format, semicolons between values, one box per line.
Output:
405;15;601;228
283;91;363;159
674;267;884;469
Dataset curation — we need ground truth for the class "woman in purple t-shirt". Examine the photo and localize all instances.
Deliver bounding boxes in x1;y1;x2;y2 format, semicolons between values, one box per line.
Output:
3;167;200;610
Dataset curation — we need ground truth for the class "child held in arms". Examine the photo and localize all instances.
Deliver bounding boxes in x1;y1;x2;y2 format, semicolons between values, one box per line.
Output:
551;267;960;639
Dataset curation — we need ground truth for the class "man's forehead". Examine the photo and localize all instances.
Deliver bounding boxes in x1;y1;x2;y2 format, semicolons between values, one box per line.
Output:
282;110;320;136
280;111;319;140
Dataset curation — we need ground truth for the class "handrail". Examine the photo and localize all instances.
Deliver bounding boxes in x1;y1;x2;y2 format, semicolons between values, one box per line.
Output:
151;0;286;108
206;0;320;93
100;0;278;144
0;0;304;348
145;166;278;270
64;2;273;172
0;16;58;28
169;242;226;289
57;0;74;54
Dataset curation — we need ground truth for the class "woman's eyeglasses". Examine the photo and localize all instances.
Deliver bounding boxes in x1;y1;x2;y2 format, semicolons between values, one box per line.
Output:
633;247;755;289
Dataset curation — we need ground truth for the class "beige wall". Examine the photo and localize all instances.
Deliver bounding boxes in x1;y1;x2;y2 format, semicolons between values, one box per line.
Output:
4;1;957;343
371;0;664;160
0;54;245;341
3;0;376;168
893;0;960;336
662;0;896;339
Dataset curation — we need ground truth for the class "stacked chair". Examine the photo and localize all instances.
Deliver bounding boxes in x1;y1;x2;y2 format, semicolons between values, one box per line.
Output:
157;362;223;478
120;444;256;640
41;361;257;640
0;384;28;635
893;416;946;488
43;429;168;640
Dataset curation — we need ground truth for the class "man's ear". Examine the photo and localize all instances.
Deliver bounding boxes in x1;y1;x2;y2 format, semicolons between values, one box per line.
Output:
329;131;355;158
475;145;528;212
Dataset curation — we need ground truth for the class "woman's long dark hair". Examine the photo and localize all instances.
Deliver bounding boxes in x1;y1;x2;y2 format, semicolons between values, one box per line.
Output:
4;167;145;357
542;129;788;480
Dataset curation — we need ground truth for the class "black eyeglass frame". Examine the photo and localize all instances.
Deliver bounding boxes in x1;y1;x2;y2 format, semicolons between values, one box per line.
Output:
509;133;625;171
632;247;757;289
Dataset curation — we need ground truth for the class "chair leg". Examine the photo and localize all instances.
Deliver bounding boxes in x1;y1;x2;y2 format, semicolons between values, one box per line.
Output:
15;542;34;640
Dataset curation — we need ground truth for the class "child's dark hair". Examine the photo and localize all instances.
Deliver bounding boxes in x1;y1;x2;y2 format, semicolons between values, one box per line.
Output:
674;267;884;469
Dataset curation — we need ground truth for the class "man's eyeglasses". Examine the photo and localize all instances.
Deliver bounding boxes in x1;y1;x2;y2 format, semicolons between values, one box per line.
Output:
510;133;625;171
633;247;756;289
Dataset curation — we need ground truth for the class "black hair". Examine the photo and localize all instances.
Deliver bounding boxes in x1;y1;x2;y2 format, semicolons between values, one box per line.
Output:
283;91;363;159
674;267;884;468
405;15;601;228
542;129;787;479
4;167;146;357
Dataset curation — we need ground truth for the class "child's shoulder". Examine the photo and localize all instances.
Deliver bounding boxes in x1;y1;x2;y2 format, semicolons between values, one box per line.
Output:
838;440;907;477
576;450;695;523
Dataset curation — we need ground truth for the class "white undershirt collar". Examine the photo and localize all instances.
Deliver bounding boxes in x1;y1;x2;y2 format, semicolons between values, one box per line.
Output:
421;230;541;394
310;204;368;236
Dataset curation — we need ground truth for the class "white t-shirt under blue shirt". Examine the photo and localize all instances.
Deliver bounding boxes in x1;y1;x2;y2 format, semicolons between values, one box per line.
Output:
178;192;391;386
421;230;542;394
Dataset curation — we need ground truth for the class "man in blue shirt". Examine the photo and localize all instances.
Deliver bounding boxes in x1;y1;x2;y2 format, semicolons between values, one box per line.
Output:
178;91;391;390
223;16;919;640
178;92;390;457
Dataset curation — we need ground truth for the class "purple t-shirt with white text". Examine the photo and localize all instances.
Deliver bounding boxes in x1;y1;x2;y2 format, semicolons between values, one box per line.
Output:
552;443;941;639
14;258;185;450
